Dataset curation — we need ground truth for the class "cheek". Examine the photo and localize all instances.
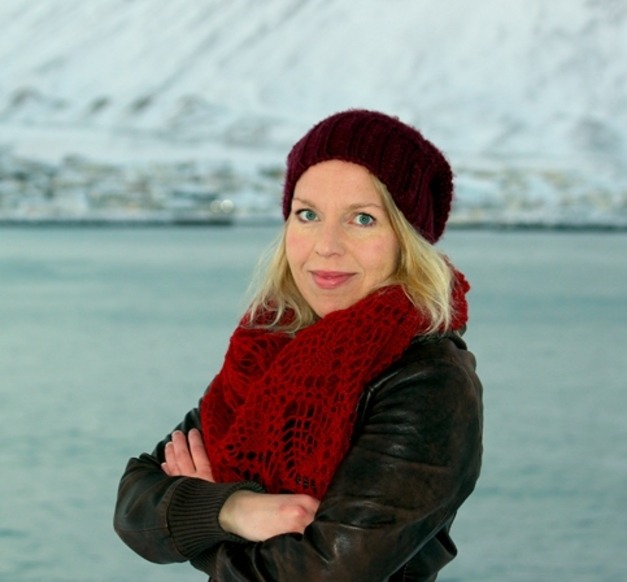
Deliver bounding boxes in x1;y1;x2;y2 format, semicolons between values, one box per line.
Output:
285;230;306;269
366;238;399;275
386;240;401;272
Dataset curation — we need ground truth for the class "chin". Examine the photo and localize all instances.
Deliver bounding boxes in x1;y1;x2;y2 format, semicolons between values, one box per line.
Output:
314;302;350;318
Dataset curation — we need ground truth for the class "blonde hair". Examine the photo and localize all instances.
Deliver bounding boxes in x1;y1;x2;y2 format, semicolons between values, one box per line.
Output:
247;175;455;334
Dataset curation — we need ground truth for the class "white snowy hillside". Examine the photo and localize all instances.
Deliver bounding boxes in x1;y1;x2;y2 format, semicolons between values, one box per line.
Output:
1;0;626;226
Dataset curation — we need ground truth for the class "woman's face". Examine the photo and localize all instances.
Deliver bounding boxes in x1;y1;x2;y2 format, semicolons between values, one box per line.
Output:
285;160;400;318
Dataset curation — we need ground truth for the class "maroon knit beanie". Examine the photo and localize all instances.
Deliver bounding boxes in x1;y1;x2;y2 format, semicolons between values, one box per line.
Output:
282;109;453;243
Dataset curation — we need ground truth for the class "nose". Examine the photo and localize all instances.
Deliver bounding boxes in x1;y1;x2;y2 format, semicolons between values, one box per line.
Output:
314;220;345;257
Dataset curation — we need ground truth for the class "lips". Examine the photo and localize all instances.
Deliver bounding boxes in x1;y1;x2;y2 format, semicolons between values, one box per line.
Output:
310;270;355;290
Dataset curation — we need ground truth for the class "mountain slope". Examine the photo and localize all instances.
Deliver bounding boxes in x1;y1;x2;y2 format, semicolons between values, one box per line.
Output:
1;0;626;224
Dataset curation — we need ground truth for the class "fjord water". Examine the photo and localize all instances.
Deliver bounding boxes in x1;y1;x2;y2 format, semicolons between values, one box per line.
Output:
1;226;625;582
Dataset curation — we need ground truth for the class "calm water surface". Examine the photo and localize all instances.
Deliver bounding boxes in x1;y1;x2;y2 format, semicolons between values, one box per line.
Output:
1;227;626;581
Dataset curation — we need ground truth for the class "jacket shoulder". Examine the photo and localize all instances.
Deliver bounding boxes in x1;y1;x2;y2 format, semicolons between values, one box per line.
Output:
355;333;482;434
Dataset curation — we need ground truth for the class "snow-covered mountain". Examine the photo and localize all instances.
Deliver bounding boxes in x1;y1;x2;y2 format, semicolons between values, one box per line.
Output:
1;0;626;225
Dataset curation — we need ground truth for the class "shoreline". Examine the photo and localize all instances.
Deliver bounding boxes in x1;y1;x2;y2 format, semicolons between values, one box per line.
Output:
1;217;626;233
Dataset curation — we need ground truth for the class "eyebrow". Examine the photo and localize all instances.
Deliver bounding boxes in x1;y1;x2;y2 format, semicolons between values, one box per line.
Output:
292;197;384;211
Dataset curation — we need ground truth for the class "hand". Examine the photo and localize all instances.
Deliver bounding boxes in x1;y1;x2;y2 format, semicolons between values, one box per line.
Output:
162;428;215;482
162;428;320;542
219;490;320;542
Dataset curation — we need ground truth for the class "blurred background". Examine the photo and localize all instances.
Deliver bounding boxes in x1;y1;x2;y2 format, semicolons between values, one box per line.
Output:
1;0;626;226
1;1;626;581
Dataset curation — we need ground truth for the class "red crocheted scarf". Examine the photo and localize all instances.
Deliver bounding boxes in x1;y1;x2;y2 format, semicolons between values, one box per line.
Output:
200;273;469;499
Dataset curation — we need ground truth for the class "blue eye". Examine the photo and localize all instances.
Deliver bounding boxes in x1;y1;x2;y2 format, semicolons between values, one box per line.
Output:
354;213;375;226
296;209;318;222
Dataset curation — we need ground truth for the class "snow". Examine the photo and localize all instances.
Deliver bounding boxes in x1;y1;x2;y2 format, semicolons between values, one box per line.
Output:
0;0;626;225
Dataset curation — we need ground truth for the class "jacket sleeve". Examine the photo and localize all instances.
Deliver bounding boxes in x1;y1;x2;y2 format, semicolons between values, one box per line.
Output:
190;340;483;581
113;407;264;564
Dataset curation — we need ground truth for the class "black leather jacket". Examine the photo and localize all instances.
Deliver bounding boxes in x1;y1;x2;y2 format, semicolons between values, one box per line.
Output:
114;333;483;581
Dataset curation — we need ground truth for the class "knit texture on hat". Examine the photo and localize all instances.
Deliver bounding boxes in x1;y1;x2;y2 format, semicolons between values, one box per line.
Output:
283;109;453;243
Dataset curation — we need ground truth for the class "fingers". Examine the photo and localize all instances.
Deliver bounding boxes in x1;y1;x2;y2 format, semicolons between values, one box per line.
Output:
161;429;214;483
296;493;321;514
161;430;193;476
280;495;319;533
162;440;178;476
188;428;215;482
174;430;197;473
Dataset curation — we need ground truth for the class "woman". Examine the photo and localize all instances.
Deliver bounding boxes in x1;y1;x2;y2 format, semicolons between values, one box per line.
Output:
114;109;483;581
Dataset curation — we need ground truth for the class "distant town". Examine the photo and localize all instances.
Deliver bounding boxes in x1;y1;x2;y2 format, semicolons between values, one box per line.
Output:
1;148;625;231
0;148;282;226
